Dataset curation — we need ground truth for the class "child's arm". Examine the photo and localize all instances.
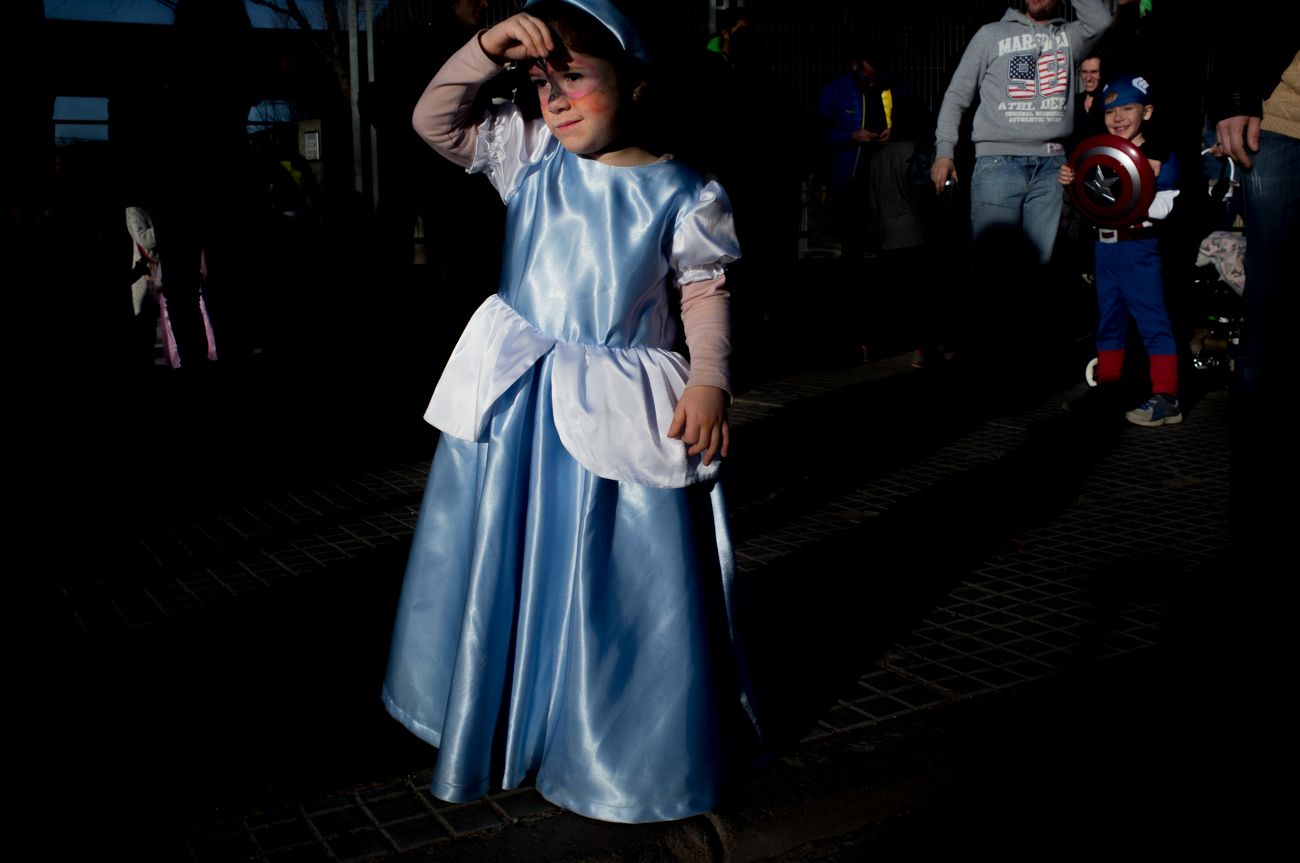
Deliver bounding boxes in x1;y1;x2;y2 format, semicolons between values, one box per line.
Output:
668;386;729;466
412;39;500;168
412;14;554;168
667;275;731;466
1146;187;1180;221
1143;153;1179;221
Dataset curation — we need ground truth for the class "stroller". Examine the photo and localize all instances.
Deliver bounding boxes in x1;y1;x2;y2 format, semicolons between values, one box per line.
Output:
1186;145;1244;382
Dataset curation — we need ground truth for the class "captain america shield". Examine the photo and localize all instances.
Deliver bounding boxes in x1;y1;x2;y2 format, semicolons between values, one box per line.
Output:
1067;134;1156;228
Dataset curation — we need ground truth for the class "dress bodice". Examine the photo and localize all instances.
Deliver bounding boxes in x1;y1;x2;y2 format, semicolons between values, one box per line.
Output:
472;105;738;350
500;153;696;349
424;103;739;488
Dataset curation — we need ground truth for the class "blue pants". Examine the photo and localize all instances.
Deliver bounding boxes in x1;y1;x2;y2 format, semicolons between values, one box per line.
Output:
1231;130;1298;559
970;154;1065;267
1093;237;1175;357
1238;130;1300;396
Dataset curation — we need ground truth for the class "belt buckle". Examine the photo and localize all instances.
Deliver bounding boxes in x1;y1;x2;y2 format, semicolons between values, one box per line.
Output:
1099;228;1118;244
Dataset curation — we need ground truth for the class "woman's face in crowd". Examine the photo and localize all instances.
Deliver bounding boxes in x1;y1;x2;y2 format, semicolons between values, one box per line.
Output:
1081;58;1101;95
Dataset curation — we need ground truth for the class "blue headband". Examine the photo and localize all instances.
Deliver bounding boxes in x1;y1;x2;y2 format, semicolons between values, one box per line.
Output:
1103;75;1153;108
523;0;651;64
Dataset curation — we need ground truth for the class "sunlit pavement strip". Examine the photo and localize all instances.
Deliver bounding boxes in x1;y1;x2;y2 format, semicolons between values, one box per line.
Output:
108;358;1226;862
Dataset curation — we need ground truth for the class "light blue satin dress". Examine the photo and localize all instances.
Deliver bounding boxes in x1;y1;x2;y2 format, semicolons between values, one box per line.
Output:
382;103;759;823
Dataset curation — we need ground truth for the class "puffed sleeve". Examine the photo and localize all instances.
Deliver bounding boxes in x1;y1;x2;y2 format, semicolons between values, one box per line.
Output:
669;180;741;286
469;102;555;203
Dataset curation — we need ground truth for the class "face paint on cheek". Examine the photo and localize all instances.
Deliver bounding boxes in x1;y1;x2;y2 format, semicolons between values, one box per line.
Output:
571;90;615;116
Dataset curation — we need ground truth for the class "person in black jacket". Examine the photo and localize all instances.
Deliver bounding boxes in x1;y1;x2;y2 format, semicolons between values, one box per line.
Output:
1070;51;1107;148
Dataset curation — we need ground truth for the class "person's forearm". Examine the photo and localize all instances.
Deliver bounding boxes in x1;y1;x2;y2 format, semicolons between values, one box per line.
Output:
1071;0;1114;51
412;33;501;168
680;275;731;394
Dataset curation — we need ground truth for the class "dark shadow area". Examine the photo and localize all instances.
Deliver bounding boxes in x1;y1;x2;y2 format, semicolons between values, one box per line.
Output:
735;388;1135;749
44;542;426;860
810;553;1259;859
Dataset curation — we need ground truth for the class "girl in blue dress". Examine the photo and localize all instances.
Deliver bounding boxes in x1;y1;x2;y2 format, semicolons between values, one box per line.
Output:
382;0;760;823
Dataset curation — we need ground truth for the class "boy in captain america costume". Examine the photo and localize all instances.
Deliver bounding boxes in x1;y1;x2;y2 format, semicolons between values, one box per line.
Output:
1059;74;1183;426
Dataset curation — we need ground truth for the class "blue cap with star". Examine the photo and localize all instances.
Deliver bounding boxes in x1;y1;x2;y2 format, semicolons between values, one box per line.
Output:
1103;74;1154;108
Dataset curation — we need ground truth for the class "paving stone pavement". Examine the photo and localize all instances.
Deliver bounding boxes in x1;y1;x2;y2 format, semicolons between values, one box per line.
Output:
41;350;1234;862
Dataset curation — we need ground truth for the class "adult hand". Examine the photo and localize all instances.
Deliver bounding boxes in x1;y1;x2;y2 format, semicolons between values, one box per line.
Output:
479;13;554;64
1216;115;1261;169
931;157;957;195
878;127;892;144
850;129;879;144
667;385;730;466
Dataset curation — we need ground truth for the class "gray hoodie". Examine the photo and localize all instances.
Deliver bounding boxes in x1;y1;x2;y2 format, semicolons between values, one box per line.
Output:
935;0;1111;160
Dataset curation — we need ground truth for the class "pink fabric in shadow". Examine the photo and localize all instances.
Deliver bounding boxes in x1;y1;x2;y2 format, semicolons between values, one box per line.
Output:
153;252;219;368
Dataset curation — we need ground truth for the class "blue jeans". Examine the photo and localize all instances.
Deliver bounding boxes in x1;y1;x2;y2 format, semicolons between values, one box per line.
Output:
1231;130;1297;558
1238;130;1299;396
970;154;1065;267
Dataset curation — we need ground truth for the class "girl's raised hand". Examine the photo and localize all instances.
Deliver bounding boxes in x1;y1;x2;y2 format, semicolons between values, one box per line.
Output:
668;386;730;467
479;13;554;64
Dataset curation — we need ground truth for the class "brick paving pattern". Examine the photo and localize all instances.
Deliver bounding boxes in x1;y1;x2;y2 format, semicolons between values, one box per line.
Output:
63;355;1226;862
